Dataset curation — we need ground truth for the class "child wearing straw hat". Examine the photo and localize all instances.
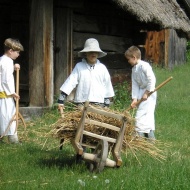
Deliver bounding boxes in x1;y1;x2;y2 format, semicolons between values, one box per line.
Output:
58;38;114;108
58;38;114;157
124;46;157;140
0;38;24;144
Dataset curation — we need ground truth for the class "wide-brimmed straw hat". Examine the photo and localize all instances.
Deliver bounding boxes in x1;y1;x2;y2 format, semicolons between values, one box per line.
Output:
78;38;107;58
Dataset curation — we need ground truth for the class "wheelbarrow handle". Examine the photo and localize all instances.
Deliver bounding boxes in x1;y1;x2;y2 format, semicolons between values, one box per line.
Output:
58;105;64;118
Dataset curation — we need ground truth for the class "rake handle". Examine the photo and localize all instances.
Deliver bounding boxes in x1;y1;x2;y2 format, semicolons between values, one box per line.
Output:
16;68;20;129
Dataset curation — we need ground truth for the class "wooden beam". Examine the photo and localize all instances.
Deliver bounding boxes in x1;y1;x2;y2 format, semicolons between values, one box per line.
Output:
54;7;73;95
73;32;132;53
165;29;169;68
29;0;53;106
87;107;125;121
85;119;120;132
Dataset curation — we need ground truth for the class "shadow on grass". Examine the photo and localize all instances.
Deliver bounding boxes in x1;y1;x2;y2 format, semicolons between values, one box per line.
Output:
26;145;88;172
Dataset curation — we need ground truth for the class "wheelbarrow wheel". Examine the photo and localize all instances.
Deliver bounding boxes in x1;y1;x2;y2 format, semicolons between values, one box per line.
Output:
90;139;108;173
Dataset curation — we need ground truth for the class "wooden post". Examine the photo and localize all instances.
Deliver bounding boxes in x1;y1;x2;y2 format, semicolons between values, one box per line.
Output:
29;0;54;107
54;7;73;95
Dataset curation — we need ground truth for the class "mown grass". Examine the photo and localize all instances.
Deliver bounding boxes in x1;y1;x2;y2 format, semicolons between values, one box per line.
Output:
0;62;190;190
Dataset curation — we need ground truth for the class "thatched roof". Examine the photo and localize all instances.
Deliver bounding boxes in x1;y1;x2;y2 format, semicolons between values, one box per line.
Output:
113;0;190;34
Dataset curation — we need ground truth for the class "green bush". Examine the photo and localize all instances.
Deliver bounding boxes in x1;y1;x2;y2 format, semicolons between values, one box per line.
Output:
111;81;131;111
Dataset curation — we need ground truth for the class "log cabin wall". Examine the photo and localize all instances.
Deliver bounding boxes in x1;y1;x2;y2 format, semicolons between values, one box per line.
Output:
144;30;165;67
144;29;187;68
0;0;189;109
167;29;187;68
29;0;54;107
54;5;73;95
72;3;133;86
54;0;150;96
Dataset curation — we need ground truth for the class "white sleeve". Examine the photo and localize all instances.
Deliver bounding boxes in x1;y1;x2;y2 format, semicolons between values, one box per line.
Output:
142;64;156;92
131;73;140;99
60;65;79;95
103;68;114;98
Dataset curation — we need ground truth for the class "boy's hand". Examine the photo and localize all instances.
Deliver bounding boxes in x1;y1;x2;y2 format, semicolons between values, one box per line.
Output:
12;93;20;100
142;90;150;101
14;64;20;70
131;99;137;108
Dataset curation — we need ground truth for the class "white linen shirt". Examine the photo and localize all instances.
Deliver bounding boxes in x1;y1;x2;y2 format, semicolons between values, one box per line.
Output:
60;59;114;103
132;60;156;100
0;55;15;95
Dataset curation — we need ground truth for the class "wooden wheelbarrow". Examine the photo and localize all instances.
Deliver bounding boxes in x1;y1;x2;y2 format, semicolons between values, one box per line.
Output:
71;101;128;173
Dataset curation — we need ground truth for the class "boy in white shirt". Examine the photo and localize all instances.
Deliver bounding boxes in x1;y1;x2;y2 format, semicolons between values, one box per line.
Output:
125;46;157;140
0;38;24;143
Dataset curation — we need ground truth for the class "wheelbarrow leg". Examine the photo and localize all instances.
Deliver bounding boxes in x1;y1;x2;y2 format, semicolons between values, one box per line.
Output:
59;138;64;150
76;146;87;163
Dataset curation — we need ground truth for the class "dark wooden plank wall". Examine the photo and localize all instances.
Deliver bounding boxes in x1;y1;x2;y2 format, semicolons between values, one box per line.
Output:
0;0;188;107
70;0;147;85
54;0;142;92
0;0;29;106
167;29;187;68
54;7;73;94
144;29;187;68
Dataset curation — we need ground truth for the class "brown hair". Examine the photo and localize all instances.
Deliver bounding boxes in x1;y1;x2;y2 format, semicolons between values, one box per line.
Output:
4;38;24;52
125;46;141;59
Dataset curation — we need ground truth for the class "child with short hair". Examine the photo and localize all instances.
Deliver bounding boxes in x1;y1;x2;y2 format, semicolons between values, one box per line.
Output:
124;46;157;140
0;38;24;143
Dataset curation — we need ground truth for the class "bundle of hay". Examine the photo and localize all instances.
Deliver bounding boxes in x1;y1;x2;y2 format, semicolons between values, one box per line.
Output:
50;102;166;161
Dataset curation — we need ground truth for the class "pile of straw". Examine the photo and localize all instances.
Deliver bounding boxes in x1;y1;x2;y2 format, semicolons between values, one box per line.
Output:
50;102;166;162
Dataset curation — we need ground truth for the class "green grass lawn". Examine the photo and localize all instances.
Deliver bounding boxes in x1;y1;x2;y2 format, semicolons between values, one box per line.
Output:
0;63;190;190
